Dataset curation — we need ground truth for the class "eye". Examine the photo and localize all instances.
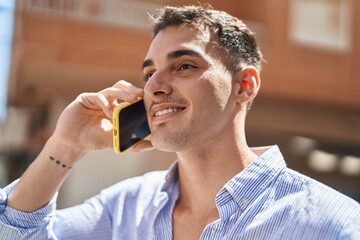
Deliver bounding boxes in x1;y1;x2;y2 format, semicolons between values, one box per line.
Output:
178;63;196;71
143;72;153;82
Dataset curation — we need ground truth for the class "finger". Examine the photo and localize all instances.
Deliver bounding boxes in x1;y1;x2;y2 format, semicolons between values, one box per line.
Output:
131;140;154;153
112;80;144;96
78;93;112;119
99;87;139;104
103;123;114;149
95;94;113;119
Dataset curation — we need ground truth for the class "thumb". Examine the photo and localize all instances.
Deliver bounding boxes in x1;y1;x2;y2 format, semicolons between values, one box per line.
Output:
131;140;154;153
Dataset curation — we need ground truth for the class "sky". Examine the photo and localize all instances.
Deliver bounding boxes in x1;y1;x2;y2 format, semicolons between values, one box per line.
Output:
0;0;15;122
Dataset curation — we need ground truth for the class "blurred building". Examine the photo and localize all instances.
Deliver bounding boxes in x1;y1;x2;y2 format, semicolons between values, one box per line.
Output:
0;0;359;207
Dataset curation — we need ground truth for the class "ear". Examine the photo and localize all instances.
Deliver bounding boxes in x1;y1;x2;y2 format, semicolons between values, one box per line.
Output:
233;66;261;104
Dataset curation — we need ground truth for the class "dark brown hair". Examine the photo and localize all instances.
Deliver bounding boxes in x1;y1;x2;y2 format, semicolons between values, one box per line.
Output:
150;5;263;73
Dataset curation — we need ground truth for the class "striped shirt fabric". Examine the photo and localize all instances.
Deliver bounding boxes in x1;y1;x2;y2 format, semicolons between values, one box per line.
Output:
0;145;359;239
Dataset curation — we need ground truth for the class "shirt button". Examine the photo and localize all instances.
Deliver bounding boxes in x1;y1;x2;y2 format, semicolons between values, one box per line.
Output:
242;197;249;205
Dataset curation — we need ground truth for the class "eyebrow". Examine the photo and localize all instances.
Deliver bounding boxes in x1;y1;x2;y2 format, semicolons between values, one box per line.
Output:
142;49;202;70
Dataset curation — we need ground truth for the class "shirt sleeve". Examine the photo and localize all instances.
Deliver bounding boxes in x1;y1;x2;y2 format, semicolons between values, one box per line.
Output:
0;180;113;240
0;180;57;239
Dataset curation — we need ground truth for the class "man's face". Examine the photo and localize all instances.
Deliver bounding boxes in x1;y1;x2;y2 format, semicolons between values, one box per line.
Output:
142;25;236;152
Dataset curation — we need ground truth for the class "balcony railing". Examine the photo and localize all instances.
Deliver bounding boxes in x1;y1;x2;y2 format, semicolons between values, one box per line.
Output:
20;0;162;30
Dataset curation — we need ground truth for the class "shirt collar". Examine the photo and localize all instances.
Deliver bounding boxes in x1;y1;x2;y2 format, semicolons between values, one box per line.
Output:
161;161;179;193
218;145;286;211
160;145;286;213
154;161;179;210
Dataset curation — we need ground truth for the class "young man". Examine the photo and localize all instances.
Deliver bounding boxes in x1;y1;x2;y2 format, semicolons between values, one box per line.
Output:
0;5;359;240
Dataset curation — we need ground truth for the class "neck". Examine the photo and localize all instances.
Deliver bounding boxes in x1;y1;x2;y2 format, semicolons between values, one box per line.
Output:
175;123;258;212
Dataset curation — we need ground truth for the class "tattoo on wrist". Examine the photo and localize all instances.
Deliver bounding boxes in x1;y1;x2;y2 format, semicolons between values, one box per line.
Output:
49;156;72;169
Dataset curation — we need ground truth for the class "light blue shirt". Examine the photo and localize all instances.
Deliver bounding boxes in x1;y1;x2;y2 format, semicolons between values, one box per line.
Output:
0;145;359;239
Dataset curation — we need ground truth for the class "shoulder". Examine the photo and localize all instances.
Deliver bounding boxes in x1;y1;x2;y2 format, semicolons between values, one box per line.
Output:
273;168;360;238
280;168;359;209
87;170;169;225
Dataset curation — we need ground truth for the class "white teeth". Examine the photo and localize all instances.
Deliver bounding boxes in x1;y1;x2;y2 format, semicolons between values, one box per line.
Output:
155;108;183;117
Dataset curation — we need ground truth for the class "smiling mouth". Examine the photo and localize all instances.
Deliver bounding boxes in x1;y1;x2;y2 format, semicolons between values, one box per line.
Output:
154;107;185;117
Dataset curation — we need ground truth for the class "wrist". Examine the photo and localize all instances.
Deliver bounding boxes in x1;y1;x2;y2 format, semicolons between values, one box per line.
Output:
45;136;86;166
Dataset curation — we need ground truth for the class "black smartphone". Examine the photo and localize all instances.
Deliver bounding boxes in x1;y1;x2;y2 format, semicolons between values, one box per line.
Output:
112;99;151;153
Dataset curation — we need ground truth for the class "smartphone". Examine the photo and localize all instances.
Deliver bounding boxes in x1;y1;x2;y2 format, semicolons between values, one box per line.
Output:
112;98;150;153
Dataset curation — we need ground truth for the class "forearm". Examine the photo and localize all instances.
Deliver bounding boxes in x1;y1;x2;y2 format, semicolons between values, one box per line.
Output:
6;136;84;212
6;81;143;213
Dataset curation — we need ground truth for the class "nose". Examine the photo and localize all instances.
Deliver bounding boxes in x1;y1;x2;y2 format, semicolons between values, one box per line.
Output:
144;70;172;99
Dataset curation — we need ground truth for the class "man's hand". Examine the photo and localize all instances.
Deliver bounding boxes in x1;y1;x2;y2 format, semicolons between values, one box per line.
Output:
6;81;153;212
51;80;152;156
